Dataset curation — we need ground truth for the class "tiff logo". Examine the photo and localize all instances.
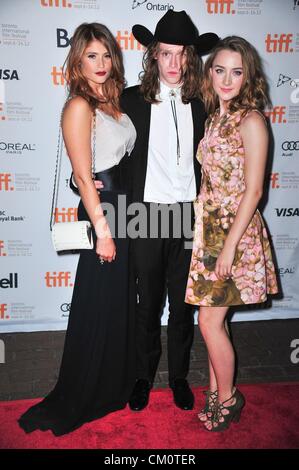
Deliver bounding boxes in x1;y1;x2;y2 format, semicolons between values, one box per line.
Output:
0;174;14;191
0;340;4;363
0;80;5;121
54;208;78;223
265;34;293;53
264;106;287;123
51;67;65;86
45;272;73;287
0;304;9;320
270;173;280;189
0;240;7;256
290;339;299;364
206;0;235;14
41;0;72;7
115;31;143;51
0;102;5;121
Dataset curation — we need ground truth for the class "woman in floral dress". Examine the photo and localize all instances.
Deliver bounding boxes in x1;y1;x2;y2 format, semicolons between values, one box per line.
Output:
185;36;278;431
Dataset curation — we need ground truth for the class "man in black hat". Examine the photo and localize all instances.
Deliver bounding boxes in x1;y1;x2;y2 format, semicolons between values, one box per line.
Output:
120;10;219;411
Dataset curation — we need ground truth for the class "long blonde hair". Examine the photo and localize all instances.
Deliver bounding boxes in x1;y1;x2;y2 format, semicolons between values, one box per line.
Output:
63;23;125;119
201;36;270;115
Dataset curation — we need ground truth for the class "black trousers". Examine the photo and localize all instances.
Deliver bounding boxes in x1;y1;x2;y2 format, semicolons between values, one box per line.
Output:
131;201;195;385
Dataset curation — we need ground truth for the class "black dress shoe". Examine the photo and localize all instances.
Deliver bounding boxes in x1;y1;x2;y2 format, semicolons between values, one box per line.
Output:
171;379;194;410
129;379;152;411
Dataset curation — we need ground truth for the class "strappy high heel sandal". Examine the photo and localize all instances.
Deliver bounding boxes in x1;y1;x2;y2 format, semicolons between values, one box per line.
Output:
198;390;218;422
204;388;245;432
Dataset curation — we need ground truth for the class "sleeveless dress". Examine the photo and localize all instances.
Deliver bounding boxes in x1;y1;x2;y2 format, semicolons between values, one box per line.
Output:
18;110;137;436
185;109;278;307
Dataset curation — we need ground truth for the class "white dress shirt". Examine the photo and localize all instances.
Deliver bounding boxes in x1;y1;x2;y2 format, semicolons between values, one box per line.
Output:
143;81;196;203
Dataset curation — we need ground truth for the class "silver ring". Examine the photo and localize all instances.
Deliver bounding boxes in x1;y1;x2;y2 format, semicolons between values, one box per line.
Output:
99;258;105;264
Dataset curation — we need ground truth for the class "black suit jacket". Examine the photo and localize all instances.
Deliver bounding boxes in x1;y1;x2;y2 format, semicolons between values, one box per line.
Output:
119;85;206;203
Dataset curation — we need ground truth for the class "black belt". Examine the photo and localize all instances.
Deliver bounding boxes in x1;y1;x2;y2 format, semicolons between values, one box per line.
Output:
94;164;124;192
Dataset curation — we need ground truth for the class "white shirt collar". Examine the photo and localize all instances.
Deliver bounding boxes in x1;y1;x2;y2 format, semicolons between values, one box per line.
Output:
158;80;182;101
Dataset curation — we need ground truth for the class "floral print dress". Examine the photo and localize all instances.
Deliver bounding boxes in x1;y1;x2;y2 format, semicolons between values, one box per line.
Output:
185;109;278;307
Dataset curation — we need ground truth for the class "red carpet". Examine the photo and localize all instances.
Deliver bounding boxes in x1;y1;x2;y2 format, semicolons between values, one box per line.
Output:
0;382;298;449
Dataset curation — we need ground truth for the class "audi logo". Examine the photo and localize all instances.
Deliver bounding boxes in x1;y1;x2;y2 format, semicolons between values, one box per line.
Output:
60;303;71;312
282;141;299;151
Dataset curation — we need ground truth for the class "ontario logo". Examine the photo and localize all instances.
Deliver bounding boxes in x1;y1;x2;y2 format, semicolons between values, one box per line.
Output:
132;0;174;11
277;73;299;88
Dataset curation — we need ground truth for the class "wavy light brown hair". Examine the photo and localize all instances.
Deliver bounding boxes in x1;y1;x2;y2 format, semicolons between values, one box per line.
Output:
63;23;125;119
139;41;202;104
201;36;270;115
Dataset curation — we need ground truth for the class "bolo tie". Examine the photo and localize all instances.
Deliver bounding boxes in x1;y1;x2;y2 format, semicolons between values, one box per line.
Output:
169;89;181;165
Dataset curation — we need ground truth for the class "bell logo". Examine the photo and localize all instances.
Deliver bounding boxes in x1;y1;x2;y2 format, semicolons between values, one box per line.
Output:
115;31;144;51
54;207;78;222
206;0;235;14
264;106;287;124
265;34;293;53
0;240;7;256
45;271;73;287
270;173;280;189
41;0;72;7
0;174;14;191
51;67;65;86
0;304;9;320
57;28;72;48
0;273;18;288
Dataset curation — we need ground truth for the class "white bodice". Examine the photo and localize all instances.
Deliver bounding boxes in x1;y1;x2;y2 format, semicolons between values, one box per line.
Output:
93;109;136;172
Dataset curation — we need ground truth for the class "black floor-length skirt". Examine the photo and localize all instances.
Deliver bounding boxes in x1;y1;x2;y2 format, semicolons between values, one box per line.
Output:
18;190;135;436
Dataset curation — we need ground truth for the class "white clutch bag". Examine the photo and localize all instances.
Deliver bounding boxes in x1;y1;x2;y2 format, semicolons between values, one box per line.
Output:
51;221;94;252
50;109;96;252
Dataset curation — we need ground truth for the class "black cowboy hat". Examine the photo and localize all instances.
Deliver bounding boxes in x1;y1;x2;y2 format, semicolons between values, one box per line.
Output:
132;9;219;56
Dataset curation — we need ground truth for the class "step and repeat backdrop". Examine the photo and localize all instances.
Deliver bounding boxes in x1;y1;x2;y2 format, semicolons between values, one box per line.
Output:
1;0;299;332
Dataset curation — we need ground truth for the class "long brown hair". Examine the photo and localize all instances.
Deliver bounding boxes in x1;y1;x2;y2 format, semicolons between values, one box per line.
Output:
139;41;202;104
201;36;270;115
63;23;125;118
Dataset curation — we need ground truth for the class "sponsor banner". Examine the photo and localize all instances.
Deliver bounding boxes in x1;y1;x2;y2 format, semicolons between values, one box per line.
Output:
0;0;298;332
